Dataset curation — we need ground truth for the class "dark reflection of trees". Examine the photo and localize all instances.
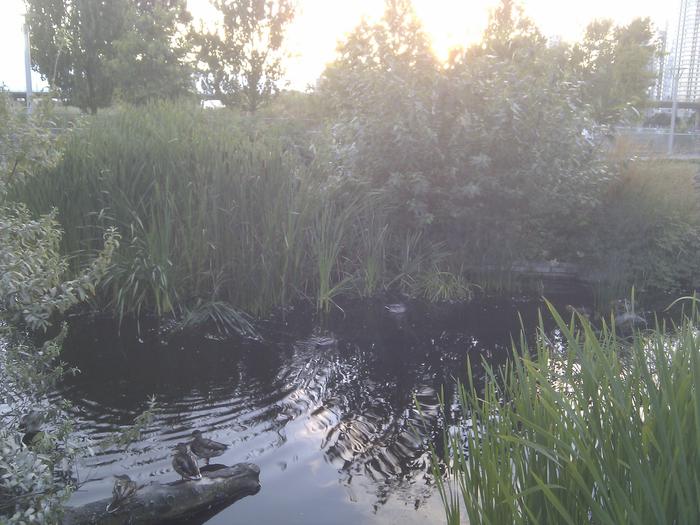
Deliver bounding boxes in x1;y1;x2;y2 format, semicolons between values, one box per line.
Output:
309;297;565;512
56;296;577;516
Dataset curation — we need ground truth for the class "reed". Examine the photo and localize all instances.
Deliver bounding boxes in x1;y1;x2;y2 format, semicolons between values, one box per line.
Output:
434;302;700;525
17;101;457;325
16;102;329;321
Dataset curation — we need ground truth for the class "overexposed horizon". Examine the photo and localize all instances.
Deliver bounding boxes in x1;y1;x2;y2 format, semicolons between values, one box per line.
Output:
0;0;678;92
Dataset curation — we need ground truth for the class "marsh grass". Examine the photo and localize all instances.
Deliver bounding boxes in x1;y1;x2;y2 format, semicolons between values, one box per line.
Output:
434;301;700;525
587;159;700;298
16;102;329;323
16;102;472;327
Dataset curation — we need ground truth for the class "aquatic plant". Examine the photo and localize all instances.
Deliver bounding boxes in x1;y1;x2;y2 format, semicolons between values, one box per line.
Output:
434;302;700;524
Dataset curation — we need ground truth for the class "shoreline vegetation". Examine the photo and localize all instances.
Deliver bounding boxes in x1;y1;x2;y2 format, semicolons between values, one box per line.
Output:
13;100;700;334
433;301;700;524
9;0;700;333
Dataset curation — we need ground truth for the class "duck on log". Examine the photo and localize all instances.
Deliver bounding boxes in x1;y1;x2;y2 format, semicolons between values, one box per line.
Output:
62;462;260;525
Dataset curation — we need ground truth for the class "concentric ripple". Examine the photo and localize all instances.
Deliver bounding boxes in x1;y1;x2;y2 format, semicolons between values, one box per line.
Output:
52;297;578;524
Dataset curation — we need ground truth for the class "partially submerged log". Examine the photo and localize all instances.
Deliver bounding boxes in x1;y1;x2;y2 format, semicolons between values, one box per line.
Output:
62;463;260;525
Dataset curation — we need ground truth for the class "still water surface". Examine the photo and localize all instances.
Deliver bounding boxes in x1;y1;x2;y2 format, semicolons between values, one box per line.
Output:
57;296;578;524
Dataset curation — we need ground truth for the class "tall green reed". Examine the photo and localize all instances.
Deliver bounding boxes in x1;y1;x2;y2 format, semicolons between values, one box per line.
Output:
434;302;700;525
17;102;330;320
17;101;477;325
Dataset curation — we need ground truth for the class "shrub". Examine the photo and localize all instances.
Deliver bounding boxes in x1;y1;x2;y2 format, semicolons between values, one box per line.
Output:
584;160;700;297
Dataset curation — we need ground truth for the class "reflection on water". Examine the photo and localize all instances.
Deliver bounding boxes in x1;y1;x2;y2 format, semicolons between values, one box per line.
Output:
56;296;579;524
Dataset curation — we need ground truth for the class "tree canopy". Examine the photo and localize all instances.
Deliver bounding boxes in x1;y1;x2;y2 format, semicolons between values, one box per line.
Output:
109;0;195;105
26;0;194;112
572;17;657;124
194;0;295;111
317;0;611;262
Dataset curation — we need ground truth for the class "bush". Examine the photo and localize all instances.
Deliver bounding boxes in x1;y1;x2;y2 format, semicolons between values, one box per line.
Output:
0;91;118;524
318;0;612;271
583;160;700;297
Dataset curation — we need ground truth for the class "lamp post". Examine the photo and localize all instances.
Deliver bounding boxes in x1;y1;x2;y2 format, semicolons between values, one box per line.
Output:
668;66;685;156
24;13;33;112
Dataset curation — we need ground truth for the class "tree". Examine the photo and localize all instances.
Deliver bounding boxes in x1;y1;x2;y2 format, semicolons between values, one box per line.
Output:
572;18;657;124
317;0;441;225
319;0;611;264
109;0;195;104
26;0;195;112
26;0;130;113
439;0;609;262
194;0;295;112
479;0;546;60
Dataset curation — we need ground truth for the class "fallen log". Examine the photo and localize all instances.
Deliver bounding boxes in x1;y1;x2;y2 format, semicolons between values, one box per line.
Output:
62;463;260;525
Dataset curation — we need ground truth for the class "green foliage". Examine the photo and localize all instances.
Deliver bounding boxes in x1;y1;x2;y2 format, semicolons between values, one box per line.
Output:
194;0;295;111
318;0;439;228
584;160;700;297
319;0;611;268
0;204;117;331
572;18;657;125
15;101;481;321
109;0;195;104
434;304;700;524
0;93;63;194
312;198;355;313
26;0;130;113
0;429;72;524
178;300;259;340
0;90;118;525
16;102;336;319
26;0;194;113
411;267;473;303
0;329;77;524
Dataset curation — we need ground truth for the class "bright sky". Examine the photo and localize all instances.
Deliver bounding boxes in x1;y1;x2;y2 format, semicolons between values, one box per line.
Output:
0;0;678;92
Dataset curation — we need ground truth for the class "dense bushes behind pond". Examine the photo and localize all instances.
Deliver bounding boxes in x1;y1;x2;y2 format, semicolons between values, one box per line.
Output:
16;102;480;321
15;100;700;322
584;159;700;301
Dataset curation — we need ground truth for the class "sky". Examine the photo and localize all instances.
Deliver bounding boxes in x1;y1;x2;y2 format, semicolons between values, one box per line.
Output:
0;0;678;92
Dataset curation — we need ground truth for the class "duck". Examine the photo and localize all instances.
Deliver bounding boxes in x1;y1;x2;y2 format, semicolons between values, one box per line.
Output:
612;299;647;334
565;304;593;323
19;410;45;449
190;430;228;465
172;443;202;481
106;474;139;513
385;303;407;316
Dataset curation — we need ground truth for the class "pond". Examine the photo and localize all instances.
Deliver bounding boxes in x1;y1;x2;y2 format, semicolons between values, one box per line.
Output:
56;295;589;524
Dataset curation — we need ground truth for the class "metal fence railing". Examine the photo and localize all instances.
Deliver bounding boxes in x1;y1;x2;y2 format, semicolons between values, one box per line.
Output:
615;128;700;157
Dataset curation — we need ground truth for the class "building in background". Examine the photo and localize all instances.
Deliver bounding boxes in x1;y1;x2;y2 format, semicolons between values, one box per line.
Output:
656;0;700;103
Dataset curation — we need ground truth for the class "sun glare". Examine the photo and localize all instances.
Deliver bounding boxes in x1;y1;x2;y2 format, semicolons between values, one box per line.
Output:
187;0;673;90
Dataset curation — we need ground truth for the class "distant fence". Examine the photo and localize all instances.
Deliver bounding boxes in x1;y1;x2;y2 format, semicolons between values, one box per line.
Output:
615;128;700;158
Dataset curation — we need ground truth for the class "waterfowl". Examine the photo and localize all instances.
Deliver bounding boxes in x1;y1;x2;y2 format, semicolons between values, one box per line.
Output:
385;303;407;315
190;430;228;465
19;410;45;449
612;299;647;333
565;304;593;323
106;474;138;513
172;443;202;480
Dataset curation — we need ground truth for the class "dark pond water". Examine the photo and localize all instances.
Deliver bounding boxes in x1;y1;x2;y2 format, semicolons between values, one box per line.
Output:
56;295;588;524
